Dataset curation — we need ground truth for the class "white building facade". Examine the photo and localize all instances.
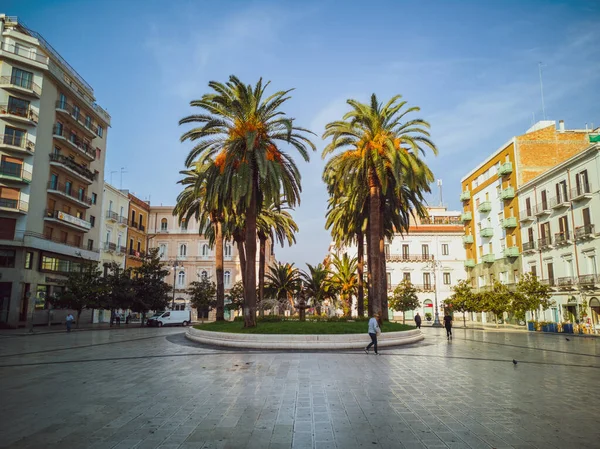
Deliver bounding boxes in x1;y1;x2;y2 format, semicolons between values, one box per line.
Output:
518;142;600;332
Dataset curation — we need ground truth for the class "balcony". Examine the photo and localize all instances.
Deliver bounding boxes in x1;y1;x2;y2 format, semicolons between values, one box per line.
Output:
554;232;572;246
461;211;472;222
477;201;492;213
119;216;129;227
578;274;599;288
0;103;38;125
462;235;474;244
481;227;494;238
538;237;553;250
386;253;434;262
498;162;513;176
55;101;98;139
575;224;595;240
103;242;117;253
534;203;550;216
128;248;146;259
482;254;495;263
519;208;534;223
0;42;48;68
117;246;127;255
0;133;35;154
550;194;570;209
52;125;95;161
522;240;536;253
49;153;96;183
0;165;32;183
460;190;471;201
9;231;99;255
414;284;434;292
501;217;517;229
571;184;592;202
540;278;556;288
556;277;576;290
0;75;41;98
106;210;118;222
503;246;519;258
44;209;92;231
500;187;515;201
464;259;476;268
47;181;92;208
0;197;28;213
139;224;146;232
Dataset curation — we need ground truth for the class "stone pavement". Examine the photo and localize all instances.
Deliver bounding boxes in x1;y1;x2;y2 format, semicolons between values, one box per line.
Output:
0;327;599;449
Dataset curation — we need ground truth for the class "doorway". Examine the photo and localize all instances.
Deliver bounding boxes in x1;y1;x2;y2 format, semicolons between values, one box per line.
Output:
0;282;12;323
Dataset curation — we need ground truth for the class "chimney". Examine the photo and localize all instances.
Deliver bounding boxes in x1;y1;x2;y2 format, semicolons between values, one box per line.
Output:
559;120;565;133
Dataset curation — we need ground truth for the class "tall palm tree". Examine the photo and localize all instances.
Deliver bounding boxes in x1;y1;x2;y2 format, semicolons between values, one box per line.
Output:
179;76;315;327
329;253;358;317
300;262;334;315
322;94;436;319
264;262;301;315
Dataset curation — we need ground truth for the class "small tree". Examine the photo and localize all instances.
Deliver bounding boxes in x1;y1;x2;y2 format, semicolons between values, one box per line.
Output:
188;278;216;323
390;280;421;324
132;248;172;325
226;281;245;316
100;263;135;324
514;272;552;321
52;264;105;327
446;279;475;327
481;281;511;327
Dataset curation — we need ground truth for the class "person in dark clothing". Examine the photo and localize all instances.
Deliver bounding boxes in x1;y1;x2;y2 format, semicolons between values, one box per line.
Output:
414;313;422;329
443;312;453;339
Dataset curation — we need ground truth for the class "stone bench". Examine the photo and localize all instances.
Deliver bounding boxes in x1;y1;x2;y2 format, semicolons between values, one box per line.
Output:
186;327;424;349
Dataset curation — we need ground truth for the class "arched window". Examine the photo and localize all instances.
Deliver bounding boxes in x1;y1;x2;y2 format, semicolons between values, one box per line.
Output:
180;219;188;231
202;244;209;257
160;218;168;231
201;270;208;280
177;270;185;286
224;271;231;286
159;244;166;259
225;243;232;258
179;244;187;256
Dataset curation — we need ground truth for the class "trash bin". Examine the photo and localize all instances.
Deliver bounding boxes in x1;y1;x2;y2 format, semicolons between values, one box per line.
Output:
528;322;535;331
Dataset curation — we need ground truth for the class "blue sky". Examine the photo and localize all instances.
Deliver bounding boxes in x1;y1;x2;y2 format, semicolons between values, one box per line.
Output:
7;0;600;267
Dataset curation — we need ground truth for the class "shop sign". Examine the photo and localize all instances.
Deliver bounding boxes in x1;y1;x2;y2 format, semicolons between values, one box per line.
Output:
57;211;91;230
45;276;65;284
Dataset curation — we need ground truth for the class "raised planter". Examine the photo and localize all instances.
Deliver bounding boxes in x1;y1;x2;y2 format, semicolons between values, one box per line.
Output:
186;327;424;350
527;322;535;331
562;323;574;334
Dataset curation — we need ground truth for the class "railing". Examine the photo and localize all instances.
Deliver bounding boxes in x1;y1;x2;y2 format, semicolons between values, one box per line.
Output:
482;254;495;263
520;208;534;220
571;183;591;200
522;241;535;251
103;242;117;252
549;193;569;208
538;237;552;249
139;224;145;232
386;253;434;262
52;125;95;159
0;103;38;122
47;181;92;205
105;210;118;221
0;165;32;181
554;232;571;245
119;216;129;226
461;212;472;222
477;201;492;212
118;246;127;254
0;198;28;212
128;248;146;258
578;274;599;286
0;133;34;152
556;277;576;288
575;224;595;239
49;153;96;181
55;101;99;135
540;278;555;287
0;42;48;64
535;203;549;215
460;190;471;201
413;284;434;292
0;75;42;95
420;216;462;225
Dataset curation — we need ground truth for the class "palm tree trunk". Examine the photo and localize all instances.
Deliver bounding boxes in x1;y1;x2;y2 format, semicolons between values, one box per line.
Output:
237;240;246;291
368;168;382;318
243;177;258;328
356;231;364;317
366;223;373;317
215;221;225;321
258;236;266;318
379;208;389;322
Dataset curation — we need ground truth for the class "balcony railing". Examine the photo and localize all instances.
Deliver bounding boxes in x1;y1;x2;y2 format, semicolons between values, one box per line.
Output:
500;187;515;200
556;277;576;289
481;227;494;238
554;232;571;245
414;284;434;292
503;246;519;258
0;197;28;212
460;190;471;201
103;242;117;252
550;193;569;209
52;125;95;159
47;181;92;205
119;216;129;226
128;248;146;258
118;246;127;254
482;254;495;263
498;162;513;176
522;241;536;252
462;235;474;244
520;208;534;222
386;253;434;262
0;42;48;64
575;224;595;239
534;203;550;215
0;75;42;95
478;201;492;213
420;216;462;225
0;164;32;182
55;101;99;136
571;184;592;201
139;224;145;232
8;230;99;253
460;212;472;222
49;153;96;181
538;237;553;249
501;217;517;228
106;210;118;221
464;259;476;268
540;278;555;287
578;274;599;287
0;103;38;123
1;133;35;152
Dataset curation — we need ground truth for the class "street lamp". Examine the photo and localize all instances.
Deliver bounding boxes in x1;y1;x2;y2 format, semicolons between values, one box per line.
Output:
428;256;443;327
171;259;179;309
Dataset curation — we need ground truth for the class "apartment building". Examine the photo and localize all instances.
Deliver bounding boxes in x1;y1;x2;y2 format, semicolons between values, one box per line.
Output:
332;206;467;321
125;192;149;270
99;183;129;269
460;120;592;293
0;15;110;327
518;141;600;331
148;206;275;319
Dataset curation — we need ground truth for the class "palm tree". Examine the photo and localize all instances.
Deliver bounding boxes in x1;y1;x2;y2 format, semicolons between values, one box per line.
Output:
179;76;315;327
322;94;436;319
174;161;227;321
300;262;334;315
264;262;301;315
329;253;358;317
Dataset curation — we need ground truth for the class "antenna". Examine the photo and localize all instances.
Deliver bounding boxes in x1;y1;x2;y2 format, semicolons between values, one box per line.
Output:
437;179;443;207
538;62;546;120
110;170;118;185
120;167;127;189
532;112;535;126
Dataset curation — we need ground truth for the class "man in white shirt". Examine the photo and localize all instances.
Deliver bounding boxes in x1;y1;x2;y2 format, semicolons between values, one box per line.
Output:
66;313;74;333
365;313;381;355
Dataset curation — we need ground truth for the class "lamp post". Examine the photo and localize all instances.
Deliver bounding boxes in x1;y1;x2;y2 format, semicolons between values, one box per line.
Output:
429;255;443;327
171;260;179;310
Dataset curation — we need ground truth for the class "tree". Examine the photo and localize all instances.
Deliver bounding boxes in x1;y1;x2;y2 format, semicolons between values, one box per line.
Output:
51;264;105;327
225;281;245;314
329;253;358;317
322;94;437;320
390;279;421;324
188;278;216;323
100;263;135;323
264;262;302;315
179;76;316;327
481;281;511;327
514;272;552;321
445;279;475;327
301;262;335;315
132;248;172;325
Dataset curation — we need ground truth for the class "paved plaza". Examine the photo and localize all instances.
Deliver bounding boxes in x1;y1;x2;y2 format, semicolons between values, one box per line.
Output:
0;327;599;449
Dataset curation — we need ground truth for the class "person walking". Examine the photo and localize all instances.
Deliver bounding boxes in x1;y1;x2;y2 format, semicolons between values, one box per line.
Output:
66;313;74;333
443;311;453;340
414;313;422;330
365;313;381;355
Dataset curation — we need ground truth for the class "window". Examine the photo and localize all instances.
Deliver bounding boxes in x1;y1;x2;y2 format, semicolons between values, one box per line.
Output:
576;170;589;194
108;200;113;213
72;104;80;120
85;115;92;128
77;187;85;201
160;218;168;231
4;126;26;147
547;263;554;283
177;271;186;286
0;249;16;267
386;272;391;286
540;222;550;243
403;272;411;281
1;155;23;177
423;272;431;289
558;215;569;239
384;244;390;258
556;180;568;203
201;270;208;280
137;241;141;252
525;197;532;216
421;244;429;259
443;273;451;285
117;234;122;249
89;215;95;227
402;244;409;259
24;251;33;269
224;271;231;286
97;125;104;137
54;122;63;136
7;96;30;117
583;208;591;227
58;93;67;109
441;244;449;256
139;215;143;229
541;190;548;210
179;244;187;257
225;243;232;258
202;244;209;257
91;193;97;205
180;219;187;231
11;67;34;89
87;239;94;251
131;210;136;225
106;230;111;244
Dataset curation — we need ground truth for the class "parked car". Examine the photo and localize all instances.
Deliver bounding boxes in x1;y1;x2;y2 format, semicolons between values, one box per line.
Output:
147;310;191;327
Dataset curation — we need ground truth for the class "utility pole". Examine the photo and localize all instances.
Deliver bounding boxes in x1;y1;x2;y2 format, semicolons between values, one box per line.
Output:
538;62;546;120
120;167;127;189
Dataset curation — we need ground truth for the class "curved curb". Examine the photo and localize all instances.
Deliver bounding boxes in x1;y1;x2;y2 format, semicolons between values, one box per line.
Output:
185;327;424;350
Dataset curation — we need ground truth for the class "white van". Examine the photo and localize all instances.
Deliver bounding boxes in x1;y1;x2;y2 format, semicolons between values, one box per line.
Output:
147;310;191;327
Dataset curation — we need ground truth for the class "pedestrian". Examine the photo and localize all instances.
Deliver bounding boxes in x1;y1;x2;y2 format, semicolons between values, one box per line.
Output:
116;313;121;326
66;313;74;333
444;311;453;340
414;312;422;330
365;313;381;355
125;313;131;325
